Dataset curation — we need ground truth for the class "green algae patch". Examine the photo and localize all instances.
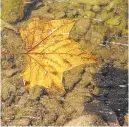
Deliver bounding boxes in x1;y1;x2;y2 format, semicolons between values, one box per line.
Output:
65;114;107;126
106;17;120;26
1;0;128;126
69;0;109;6
85;11;95;18
92;5;101;12
1;0;25;23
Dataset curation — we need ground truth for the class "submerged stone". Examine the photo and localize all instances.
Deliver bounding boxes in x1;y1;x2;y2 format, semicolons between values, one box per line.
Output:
1;0;25;23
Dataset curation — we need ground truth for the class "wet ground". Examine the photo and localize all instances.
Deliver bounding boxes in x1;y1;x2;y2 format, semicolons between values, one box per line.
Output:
1;0;128;126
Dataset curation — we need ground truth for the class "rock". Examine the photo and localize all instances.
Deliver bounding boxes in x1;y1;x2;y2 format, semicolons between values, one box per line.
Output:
85;5;92;11
55;11;65;19
65;114;107;126
92;87;100;96
31;10;55;19
15;96;39;120
78;9;85;16
67;10;78;18
63;65;85;91
3;68;18;77
16;86;26;96
104;1;115;11
69;0;109;6
106;17;120;26
65;85;93;115
124;113;128;126
49;1;68;11
34;1;43;9
29;86;47;100
56;115;68;125
1;0;25;23
85;11;95;18
76;19;90;34
31;5;53;19
70;18;90;41
2;78;16;101
17;94;30;106
96;10;109;21
92;5;101;12
38;97;60;125
1;29;25;71
64;64;99;115
40;97;59;112
85;101;120;126
65;93;86;115
2;106;16;122
2;29;25;54
8;118;31;126
1;20;18;33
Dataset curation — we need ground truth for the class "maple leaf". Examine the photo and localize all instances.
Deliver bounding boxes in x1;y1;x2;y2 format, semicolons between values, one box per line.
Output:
20;19;96;93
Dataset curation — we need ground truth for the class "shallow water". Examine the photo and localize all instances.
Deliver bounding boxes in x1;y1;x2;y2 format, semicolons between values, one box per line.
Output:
1;0;128;126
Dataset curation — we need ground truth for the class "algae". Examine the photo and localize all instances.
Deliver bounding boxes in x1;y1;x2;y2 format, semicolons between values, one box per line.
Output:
1;0;25;23
1;0;128;126
65;114;107;126
85;11;95;18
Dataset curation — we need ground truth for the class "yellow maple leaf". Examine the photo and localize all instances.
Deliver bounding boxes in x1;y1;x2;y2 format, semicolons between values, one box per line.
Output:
20;19;96;93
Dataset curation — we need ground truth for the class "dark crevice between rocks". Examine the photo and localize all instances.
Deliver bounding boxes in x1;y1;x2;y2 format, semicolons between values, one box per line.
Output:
19;0;43;22
85;64;128;126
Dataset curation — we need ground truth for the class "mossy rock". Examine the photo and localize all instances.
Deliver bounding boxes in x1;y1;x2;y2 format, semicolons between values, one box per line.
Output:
70;18;90;41
85;5;92;11
2;78;16;101
1;0;25;23
96;10;114;21
29;86;47;100
65;114;107;126
8;118;31;126
92;5;101;12
106;17;120;26
69;0;109;6
124;113;128;126
49;1;68;11
85;11;95;18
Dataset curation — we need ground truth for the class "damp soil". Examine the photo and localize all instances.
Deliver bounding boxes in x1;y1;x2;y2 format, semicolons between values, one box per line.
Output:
1;0;128;126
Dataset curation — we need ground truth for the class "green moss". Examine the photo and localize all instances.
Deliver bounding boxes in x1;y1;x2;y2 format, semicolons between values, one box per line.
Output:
92;5;101;12
104;1;115;11
78;9;85;16
69;0;109;5
119;20;127;32
106;17;120;26
92;87;100;96
41;6;51;12
50;2;68;11
55;11;65;19
67;10;78;18
65;114;107;126
2;78;16;101
29;86;47;100
15;107;36;119
1;0;25;23
85;5;92;11
8;118;30;126
85;11;95;18
97;10;114;21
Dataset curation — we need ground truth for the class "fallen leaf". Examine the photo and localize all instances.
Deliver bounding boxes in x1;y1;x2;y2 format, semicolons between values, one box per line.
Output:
20;19;96;93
